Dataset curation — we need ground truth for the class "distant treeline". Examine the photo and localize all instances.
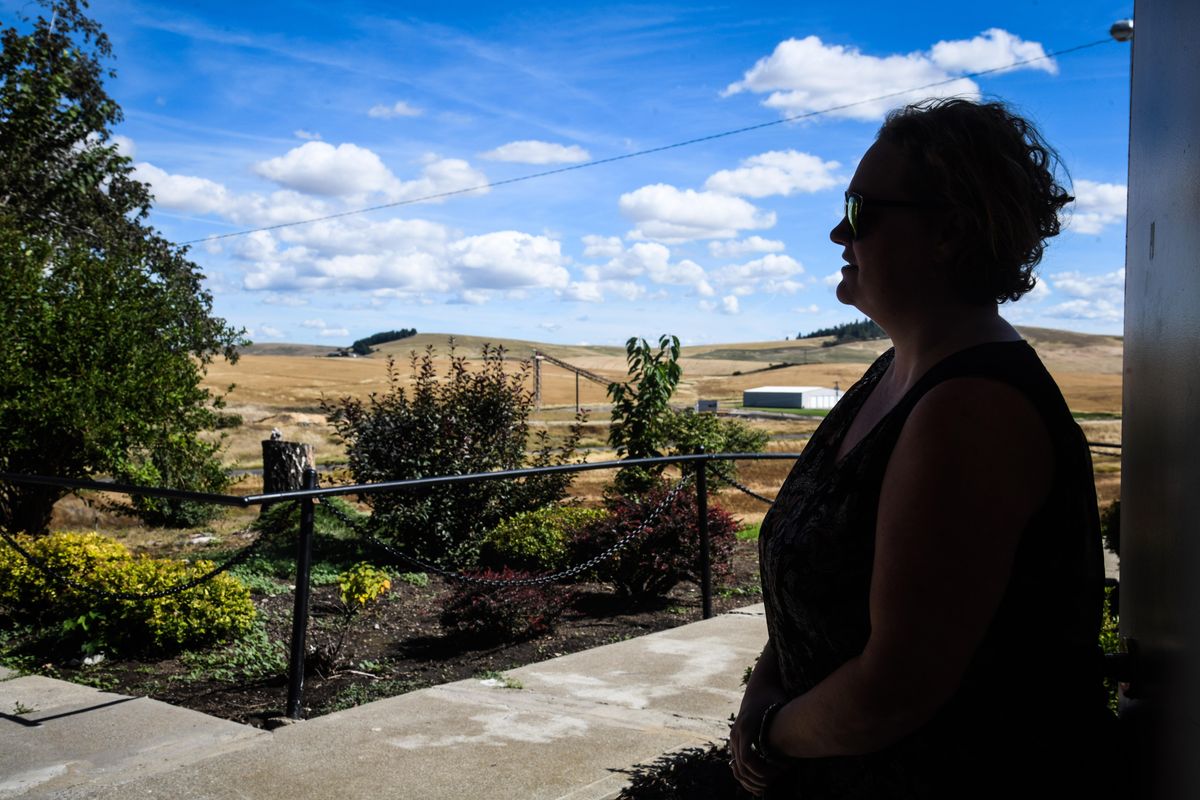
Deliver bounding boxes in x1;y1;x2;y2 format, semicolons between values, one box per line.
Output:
351;328;417;355
799;318;886;345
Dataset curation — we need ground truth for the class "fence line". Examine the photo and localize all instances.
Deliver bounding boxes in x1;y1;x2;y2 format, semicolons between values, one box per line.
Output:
0;452;798;719
0;442;1121;719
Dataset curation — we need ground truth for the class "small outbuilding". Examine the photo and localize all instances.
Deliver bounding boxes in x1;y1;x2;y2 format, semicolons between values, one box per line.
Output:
743;385;841;410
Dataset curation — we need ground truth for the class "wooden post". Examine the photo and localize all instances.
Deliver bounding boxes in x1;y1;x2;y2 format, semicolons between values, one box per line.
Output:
261;439;315;512
533;354;543;409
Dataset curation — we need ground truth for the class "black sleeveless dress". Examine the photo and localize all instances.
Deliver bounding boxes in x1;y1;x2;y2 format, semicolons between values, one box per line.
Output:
757;340;1110;799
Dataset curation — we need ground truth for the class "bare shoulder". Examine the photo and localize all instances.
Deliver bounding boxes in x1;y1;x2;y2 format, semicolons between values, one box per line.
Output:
894;376;1054;500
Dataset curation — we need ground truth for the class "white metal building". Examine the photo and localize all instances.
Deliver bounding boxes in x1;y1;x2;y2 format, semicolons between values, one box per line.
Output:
742;385;841;410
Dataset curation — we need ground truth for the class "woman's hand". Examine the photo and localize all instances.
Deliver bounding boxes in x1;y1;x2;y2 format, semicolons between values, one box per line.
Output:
731;643;790;795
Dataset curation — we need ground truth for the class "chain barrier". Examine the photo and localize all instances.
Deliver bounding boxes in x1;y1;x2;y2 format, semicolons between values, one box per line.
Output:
712;472;776;506
320;474;695;587
0;513;284;602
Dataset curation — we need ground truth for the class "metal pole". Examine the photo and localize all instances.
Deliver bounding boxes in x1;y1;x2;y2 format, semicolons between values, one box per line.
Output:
696;448;713;619
285;467;317;719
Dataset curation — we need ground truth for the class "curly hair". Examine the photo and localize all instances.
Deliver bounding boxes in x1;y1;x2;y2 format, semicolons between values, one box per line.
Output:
877;98;1073;304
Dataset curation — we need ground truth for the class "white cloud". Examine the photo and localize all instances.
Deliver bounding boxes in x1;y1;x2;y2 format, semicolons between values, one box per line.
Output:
254;142;398;196
704;150;840;198
134;162;229;215
723;30;1057;122
254;144;489;204
294;129;322;140
930;28;1057;75
368;100;423;118
1067;180;1127;234
561;279;644;303
300;319;349;338
582;234;624;258
717;254;805;291
764;279;805;294
700;296;740;315
708;237;786;258
1025;278;1052;302
619;184;775;242
481;140;591;164
449;231;569;290
581;241;713;297
823;268;844;287
794;303;821;313
257;325;286;339
1042;267;1124;322
562;281;604;302
111;135;136;158
1047;267;1125;300
1042;298;1123;321
386;156;490;204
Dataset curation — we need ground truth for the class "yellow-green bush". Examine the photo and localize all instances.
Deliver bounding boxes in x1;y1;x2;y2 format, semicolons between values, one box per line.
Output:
479;505;607;573
0;531;254;652
338;563;391;609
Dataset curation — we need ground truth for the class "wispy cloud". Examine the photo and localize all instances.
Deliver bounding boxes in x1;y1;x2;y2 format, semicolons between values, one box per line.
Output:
481;140;591;164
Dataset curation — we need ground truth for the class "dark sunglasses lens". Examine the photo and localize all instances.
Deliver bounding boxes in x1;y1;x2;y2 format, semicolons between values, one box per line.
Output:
845;194;860;238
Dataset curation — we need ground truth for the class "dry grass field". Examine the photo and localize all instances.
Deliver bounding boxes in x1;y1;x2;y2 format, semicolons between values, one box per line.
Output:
198;327;1123;509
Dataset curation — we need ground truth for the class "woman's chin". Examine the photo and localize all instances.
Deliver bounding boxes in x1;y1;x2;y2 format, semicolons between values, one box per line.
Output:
834;268;858;306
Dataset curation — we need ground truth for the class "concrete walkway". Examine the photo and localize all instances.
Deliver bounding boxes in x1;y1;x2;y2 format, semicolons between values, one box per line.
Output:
0;605;767;799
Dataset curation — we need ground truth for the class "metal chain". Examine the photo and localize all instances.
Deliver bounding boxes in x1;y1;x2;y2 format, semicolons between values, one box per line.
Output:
320;475;694;587
712;472;776;506
0;516;283;602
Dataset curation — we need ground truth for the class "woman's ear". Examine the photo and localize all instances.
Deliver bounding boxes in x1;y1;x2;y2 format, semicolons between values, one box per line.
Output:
931;212;964;266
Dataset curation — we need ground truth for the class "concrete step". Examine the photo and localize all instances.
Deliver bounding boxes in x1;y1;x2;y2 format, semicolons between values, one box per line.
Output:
1;605;767;800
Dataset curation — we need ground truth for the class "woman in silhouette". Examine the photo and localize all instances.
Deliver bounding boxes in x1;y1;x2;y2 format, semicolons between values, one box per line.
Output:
730;98;1111;798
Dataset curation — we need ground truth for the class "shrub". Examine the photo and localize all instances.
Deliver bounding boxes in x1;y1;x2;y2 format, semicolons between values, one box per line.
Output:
659;409;768;484
338;563;392;609
112;434;232;528
440;568;574;642
0;531;254;653
607;335;682;495
324;342;585;565
573;482;737;599
480;505;608;573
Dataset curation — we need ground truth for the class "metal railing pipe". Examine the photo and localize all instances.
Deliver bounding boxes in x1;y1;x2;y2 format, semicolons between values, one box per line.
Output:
285;467;318;720
696;449;713;619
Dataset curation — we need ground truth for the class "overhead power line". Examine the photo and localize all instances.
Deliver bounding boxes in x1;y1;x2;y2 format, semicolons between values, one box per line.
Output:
182;37;1114;245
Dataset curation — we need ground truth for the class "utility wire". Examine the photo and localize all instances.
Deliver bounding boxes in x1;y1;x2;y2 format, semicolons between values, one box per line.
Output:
183;37;1114;246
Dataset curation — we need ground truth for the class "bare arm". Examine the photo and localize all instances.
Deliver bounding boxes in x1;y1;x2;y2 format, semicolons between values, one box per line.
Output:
766;377;1053;758
730;640;790;794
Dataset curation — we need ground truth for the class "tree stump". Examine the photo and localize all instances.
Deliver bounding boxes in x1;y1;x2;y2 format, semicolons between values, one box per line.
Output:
261;440;315;513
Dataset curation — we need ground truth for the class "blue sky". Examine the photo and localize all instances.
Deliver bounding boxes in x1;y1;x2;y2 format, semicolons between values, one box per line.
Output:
14;1;1134;345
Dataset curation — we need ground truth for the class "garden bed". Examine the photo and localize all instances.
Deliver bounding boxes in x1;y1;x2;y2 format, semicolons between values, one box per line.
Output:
2;538;763;727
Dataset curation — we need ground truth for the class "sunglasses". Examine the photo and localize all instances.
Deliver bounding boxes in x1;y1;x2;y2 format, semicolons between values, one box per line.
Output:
843;191;937;240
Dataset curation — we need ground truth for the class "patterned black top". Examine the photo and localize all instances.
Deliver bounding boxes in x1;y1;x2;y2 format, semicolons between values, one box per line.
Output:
758;340;1109;798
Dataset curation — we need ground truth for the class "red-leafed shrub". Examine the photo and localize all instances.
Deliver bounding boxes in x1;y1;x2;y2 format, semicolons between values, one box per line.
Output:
440;568;575;642
572;481;737;599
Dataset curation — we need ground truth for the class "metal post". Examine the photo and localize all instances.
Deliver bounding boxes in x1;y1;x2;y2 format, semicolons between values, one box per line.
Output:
696;448;713;619
285;467;317;720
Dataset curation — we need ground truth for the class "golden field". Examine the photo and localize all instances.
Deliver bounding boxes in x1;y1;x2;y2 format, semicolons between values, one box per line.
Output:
195;327;1124;512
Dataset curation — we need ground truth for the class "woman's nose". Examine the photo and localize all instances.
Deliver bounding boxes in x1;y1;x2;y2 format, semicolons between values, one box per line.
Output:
830;214;852;245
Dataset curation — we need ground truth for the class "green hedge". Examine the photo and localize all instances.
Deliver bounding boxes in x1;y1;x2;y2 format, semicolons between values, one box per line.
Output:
0;531;254;653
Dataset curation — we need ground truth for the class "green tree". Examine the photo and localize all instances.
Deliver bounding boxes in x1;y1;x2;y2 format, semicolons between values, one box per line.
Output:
607;335;682;494
0;1;245;533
